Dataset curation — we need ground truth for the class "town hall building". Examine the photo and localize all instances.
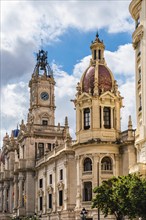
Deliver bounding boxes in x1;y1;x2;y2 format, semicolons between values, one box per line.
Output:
0;0;146;219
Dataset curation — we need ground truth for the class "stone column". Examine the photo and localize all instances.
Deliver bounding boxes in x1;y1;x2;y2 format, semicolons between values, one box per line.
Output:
64;160;68;210
43;169;47;214
53;166;56;212
75;156;81;209
3;182;9;212
101;106;104;128
115;154;120;176
25;171;35;216
111;107;114;129
18;174;24;208
14;175;18;210
0;184;3;212
9;180;14;213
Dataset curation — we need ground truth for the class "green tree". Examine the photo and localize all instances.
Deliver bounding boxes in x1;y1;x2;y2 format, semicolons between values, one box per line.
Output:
92;173;146;220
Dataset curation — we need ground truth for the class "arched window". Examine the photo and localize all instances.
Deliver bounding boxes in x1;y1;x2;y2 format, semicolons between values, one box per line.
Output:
83;182;92;201
101;157;112;171
83;157;92;172
84;108;90;130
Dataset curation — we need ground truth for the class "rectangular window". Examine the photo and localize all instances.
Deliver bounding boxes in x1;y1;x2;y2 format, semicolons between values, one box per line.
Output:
94;50;96;60
42;120;48;125
83;182;92;201
39;178;43;188
49;174;52;184
38;143;44;157
60;169;63;180
59;190;63;206
40;196;43;211
104;107;111;129
84;108;90;130
48;143;51;151
98;49;101;59
48;194;52;209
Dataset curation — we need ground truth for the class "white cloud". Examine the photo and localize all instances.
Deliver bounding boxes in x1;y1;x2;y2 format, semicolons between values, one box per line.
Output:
120;78;136;130
0;82;29;145
105;44;135;77
1;0;133;52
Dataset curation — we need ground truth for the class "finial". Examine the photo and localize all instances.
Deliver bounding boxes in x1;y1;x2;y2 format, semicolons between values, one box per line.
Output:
96;30;99;38
128;115;132;129
65;116;68;127
11;130;14;138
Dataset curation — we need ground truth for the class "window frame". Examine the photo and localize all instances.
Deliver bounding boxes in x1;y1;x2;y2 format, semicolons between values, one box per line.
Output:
83;157;92;172
83;181;92;202
103;107;111;129
84;108;90;130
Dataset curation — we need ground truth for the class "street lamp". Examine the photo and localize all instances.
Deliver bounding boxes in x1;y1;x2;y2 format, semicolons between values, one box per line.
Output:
80;207;87;220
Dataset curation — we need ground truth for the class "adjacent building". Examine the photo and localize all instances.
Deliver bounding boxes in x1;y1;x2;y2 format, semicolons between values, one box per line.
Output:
129;0;146;175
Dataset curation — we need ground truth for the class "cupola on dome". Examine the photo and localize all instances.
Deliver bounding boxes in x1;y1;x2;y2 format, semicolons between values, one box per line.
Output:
81;33;113;95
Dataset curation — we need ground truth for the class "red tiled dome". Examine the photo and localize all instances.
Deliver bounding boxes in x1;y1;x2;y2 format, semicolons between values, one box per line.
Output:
82;65;112;94
83;66;95;93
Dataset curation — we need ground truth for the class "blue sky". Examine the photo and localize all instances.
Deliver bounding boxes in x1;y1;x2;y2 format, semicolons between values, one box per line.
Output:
46;29;132;74
1;0;136;145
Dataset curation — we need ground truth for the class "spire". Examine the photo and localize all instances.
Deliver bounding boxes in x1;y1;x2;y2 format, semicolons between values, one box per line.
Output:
128;115;132;130
33;50;53;77
128;115;134;141
65;116;68;127
96;31;99;38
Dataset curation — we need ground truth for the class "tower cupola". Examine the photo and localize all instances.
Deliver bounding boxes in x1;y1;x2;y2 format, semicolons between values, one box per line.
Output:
81;34;113;96
33;50;53;77
90;32;105;63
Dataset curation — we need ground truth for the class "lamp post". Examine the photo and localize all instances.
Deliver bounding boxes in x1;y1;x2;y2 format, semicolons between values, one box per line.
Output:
80;207;87;220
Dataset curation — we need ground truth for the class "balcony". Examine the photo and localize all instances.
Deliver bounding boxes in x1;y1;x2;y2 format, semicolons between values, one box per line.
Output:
129;0;142;19
101;170;113;175
132;24;144;49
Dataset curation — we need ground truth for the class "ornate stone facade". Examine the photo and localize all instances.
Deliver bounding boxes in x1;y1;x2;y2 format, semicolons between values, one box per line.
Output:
129;0;146;175
0;35;137;220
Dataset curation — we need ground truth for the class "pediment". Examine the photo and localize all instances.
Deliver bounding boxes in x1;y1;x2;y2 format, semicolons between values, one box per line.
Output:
100;91;115;100
40;112;50;118
78;92;91;101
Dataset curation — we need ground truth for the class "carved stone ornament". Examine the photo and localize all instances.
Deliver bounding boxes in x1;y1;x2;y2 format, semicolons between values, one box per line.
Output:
57;182;64;190
38;189;44;196
47;185;53;193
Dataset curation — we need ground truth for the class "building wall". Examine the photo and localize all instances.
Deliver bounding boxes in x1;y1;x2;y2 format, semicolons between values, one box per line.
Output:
129;0;146;175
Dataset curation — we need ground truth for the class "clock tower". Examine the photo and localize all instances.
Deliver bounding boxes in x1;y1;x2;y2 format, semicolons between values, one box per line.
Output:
28;50;55;126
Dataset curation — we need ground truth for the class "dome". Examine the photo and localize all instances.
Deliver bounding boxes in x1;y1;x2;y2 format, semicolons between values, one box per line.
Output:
83;66;95;94
82;65;112;94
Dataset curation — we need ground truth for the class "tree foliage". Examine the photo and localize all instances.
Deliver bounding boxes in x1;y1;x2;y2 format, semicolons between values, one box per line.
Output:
92;173;146;220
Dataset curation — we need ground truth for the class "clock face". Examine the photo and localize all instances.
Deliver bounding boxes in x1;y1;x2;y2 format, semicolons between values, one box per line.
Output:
40;92;49;101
